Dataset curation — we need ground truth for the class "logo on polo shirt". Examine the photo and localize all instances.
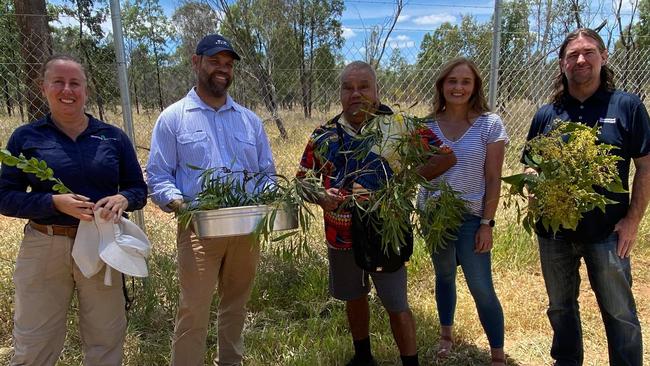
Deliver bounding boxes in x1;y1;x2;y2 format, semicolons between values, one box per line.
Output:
599;118;616;124
91;134;118;141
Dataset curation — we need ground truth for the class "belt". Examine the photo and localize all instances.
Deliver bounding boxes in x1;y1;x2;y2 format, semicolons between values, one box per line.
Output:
29;222;78;239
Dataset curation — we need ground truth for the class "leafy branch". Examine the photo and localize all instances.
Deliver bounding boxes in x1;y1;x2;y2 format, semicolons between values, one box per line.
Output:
330;110;465;254
0;149;73;194
501;120;625;234
176;166;318;256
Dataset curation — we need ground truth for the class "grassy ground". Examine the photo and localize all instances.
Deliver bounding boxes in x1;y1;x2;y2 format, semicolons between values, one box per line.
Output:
0;110;649;365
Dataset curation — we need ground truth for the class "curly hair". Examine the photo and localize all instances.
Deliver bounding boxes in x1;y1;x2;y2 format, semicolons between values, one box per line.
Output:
430;57;490;118
551;28;615;106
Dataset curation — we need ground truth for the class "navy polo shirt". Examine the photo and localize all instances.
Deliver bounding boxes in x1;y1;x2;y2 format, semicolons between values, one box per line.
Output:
0;114;147;226
525;88;650;243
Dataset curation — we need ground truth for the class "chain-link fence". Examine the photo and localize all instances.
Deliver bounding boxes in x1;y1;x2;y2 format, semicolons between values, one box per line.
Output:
3;11;650;172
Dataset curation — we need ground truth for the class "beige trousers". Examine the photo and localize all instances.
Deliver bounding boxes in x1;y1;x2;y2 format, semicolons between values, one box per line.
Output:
171;227;260;366
11;224;126;366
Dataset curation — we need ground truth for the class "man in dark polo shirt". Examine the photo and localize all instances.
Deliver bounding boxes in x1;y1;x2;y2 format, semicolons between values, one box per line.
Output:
525;28;650;365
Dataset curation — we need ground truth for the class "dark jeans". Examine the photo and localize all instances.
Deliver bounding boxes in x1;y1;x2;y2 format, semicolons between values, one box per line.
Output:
432;215;504;348
537;233;642;366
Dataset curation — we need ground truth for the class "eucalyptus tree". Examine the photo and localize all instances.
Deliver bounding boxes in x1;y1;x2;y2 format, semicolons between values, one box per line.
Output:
121;0;174;112
211;0;293;138
289;0;343;117
12;0;52;121
172;1;219;61
0;0;22;118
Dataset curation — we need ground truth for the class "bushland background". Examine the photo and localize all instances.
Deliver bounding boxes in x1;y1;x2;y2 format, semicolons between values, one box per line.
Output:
1;0;650;364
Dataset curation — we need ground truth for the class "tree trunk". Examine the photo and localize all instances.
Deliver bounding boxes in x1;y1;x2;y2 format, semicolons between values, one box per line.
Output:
258;67;288;139
153;43;164;111
133;78;140;114
13;0;52;122
3;77;12;116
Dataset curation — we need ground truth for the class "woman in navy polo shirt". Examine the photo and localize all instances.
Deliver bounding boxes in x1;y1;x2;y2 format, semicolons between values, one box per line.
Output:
417;58;508;365
0;54;147;365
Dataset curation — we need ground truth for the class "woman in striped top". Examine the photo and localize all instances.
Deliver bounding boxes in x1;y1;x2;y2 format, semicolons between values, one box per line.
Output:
418;57;508;365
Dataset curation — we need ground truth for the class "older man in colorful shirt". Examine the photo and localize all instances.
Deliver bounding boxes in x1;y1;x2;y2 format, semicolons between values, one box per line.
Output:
297;61;456;366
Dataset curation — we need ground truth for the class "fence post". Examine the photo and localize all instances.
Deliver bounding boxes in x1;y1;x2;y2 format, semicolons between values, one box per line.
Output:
488;0;502;111
109;0;146;231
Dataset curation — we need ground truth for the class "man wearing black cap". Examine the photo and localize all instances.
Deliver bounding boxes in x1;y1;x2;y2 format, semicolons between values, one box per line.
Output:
147;34;276;366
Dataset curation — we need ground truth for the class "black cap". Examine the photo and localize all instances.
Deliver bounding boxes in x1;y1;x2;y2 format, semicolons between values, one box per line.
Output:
195;34;241;60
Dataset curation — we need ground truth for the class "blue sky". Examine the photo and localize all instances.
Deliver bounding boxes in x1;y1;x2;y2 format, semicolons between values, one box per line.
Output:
340;0;494;46
53;0;638;64
150;0;496;62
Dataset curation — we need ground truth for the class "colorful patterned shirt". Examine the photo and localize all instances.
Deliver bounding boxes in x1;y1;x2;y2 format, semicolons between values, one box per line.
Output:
297;105;447;250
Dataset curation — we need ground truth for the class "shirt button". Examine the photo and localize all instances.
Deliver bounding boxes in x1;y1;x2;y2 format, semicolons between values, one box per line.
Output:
578;116;583;120
579;105;584;109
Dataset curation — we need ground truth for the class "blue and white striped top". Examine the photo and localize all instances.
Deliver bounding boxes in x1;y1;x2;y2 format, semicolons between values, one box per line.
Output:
146;88;276;211
417;113;509;216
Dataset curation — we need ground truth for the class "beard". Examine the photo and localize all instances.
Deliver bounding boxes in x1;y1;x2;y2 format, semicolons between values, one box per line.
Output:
198;70;232;98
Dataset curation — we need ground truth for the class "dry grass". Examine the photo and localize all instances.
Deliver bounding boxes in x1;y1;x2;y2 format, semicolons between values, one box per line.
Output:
0;109;649;365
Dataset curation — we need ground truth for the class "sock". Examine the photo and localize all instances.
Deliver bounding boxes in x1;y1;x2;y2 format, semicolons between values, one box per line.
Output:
400;353;419;366
353;337;372;361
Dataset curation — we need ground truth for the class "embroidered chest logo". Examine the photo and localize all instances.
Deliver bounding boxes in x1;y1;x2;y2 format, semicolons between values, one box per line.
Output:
91;135;118;141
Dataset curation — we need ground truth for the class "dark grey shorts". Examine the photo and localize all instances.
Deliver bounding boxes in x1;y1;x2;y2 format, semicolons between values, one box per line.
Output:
327;247;409;312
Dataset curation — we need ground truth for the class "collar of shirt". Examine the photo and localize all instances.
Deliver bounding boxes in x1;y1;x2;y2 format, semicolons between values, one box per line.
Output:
32;113;109;138
184;88;240;114
563;87;612;107
337;103;393;136
561;87;613;126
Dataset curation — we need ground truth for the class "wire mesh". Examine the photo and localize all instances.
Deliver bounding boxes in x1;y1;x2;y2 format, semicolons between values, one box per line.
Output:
2;12;650;173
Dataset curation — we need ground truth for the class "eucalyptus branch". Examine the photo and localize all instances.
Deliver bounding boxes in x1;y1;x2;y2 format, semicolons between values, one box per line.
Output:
335;110;465;254
0;149;74;194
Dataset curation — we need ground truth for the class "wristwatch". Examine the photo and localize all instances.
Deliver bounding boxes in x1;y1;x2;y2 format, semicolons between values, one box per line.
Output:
480;218;495;227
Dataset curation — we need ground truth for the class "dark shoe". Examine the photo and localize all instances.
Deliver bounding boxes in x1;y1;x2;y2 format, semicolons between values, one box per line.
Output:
345;355;378;366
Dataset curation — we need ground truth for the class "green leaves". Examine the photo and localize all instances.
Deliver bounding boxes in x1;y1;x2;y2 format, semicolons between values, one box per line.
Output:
177;166;316;256
502;120;625;234
342;111;465;254
418;181;467;254
0;149;73;194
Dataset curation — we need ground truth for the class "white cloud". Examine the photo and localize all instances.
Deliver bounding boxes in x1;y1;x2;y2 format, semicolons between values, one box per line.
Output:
388;35;411;42
389;41;416;49
413;13;456;26
397;14;411;23
342;27;357;39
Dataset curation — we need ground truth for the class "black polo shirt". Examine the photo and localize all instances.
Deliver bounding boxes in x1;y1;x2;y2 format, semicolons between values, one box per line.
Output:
525;88;650;243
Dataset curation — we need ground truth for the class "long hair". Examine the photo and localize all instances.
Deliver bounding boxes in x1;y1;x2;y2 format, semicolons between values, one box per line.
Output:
551;28;615;106
430;57;490;118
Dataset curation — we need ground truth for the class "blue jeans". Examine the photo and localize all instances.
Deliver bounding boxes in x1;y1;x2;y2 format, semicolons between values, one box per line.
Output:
432;215;504;348
538;233;642;366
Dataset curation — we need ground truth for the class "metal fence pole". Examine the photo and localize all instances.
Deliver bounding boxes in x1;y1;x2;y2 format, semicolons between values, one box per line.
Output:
109;0;146;231
488;0;502;111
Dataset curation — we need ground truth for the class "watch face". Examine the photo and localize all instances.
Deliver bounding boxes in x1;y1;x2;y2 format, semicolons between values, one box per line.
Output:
481;218;495;227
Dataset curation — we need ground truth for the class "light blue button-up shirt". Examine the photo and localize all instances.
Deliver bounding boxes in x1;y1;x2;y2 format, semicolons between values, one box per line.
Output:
146;88;276;211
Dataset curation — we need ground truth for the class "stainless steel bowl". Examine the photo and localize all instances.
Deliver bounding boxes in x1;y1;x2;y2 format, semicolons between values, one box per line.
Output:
192;204;298;238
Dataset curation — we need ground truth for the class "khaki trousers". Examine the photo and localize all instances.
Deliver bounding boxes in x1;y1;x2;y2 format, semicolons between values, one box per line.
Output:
171;228;260;366
11;224;126;366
